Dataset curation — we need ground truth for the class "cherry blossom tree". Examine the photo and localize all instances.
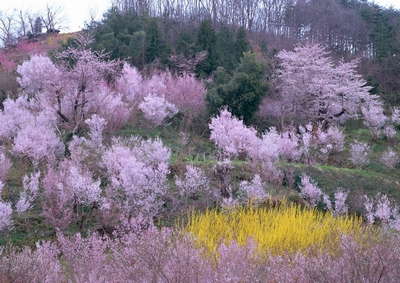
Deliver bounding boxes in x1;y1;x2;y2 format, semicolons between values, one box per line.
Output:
41;171;72;230
55;35;121;131
41;159;101;231
274;44;376;126
276;128;300;162
84;114;106;152
163;71;207;115
0;241;62;282
87;86;131;133
390;107;400;125
0;150;11;183
16;34;126;134
56;232;111;282
238;174;269;205
299;173;322;208
210;109;344;167
101;137;170;219
361;101;387;138
115;64;167;103
384;125;397;142
0;96;64;169
16;172;40;232
363;193;400;230
213;158;234;200
297;123;345;165
138;94;178;127
175;165;209;199
333;188;349;216
209;108;259;159
16;172;40;215
113;63;207;133
0;181;12;234
0;96;36;141
17;54;60;96
349;140;370;169
380;147;399;169
257;127;281;164
115;63;143;103
12;113;64;169
116;64;206;108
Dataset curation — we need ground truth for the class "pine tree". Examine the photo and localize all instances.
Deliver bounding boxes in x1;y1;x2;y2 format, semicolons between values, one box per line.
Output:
206;52;269;123
146;20;160;63
235;27;250;61
34;17;42;36
196;20;217;78
215;26;236;73
362;5;396;60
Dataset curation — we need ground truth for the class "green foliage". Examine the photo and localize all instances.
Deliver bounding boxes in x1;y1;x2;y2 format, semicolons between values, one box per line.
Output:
129;31;146;67
362;6;397;60
146;20;161;63
366;75;380;95
215;26;236;73
88;7;251;76
196;20;217;77
205;52;269;123
234;27;250;61
214;26;251;74
176;30;195;57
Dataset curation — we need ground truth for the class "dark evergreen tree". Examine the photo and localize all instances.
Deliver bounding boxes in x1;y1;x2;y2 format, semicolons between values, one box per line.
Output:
196;20;217;78
215;26;237;73
205;52;269;123
146;20;161;62
362;5;397;60
235;27;250;61
34;17;42;36
176;30;195;57
129;31;147;68
90;8;148;67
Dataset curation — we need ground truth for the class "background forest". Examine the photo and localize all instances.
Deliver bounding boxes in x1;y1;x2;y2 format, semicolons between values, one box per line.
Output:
1;0;400;282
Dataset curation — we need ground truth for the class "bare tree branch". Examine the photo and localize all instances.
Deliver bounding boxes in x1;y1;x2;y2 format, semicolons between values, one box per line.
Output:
0;10;17;46
41;4;68;33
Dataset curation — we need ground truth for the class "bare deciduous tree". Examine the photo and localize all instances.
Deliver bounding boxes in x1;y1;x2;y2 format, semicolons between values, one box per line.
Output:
41;4;68;33
0;10;17;46
17;10;41;37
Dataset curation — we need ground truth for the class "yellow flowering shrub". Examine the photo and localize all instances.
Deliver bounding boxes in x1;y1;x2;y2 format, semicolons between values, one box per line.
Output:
183;202;363;256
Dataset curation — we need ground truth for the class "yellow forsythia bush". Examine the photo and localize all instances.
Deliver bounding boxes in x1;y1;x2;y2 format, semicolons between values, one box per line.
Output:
183;202;363;256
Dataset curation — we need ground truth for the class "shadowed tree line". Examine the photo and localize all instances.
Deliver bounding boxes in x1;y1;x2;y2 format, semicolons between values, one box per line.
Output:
106;0;400;59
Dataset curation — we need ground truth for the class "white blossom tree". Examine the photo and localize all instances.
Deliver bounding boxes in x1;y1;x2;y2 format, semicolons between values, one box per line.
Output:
209;108;259;159
16;34;129;134
138;94;178;126
101;137;171;219
274;44;377;126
